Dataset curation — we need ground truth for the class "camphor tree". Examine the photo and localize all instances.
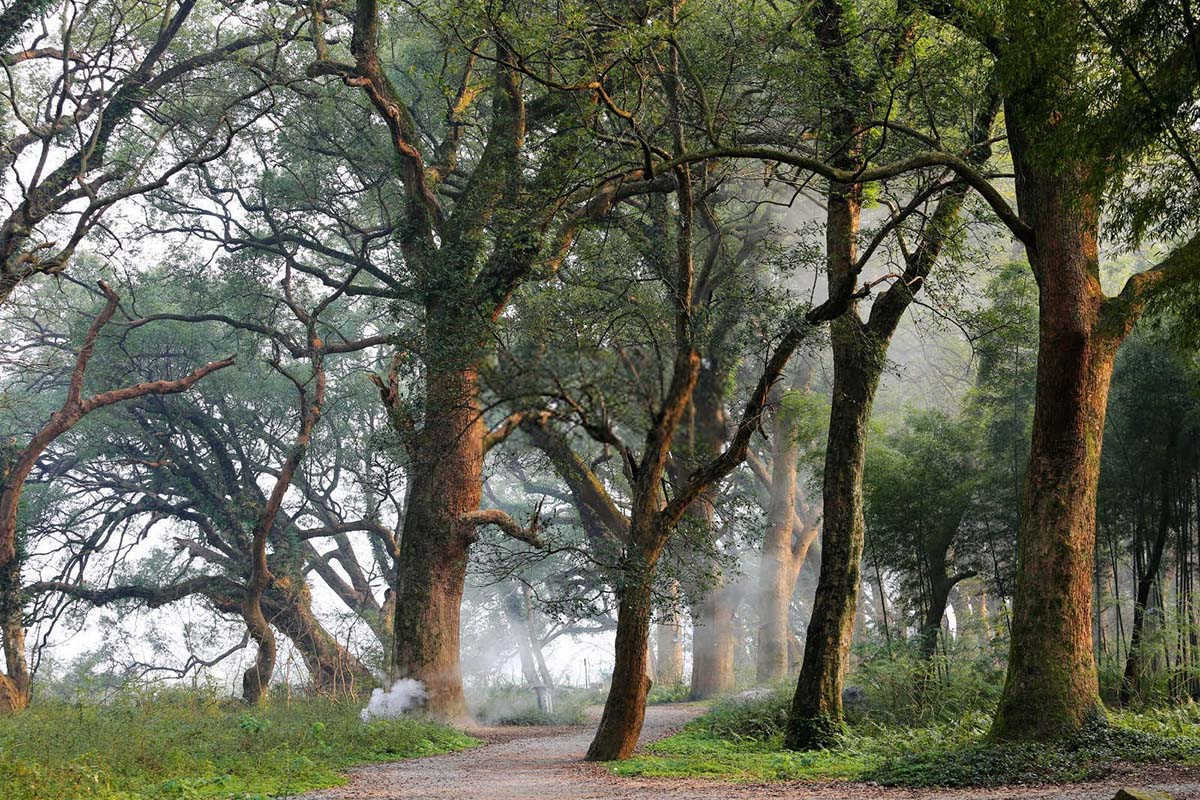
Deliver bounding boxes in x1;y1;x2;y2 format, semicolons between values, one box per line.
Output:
146;0;692;717
481;20;819;748
503;0;1008;751
16;263;400;702
0;279;232;712
901;0;1200;740
684;0;1007;748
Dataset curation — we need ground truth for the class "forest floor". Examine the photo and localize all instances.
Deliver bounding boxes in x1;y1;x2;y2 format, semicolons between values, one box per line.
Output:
292;703;1200;800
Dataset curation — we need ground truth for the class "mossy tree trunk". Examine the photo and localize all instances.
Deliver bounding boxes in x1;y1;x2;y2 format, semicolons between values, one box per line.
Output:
785;309;882;748
989;140;1114;739
586;540;660;760
392;359;482;720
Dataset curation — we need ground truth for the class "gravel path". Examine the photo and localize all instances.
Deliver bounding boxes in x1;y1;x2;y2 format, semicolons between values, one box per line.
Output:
295;704;1200;800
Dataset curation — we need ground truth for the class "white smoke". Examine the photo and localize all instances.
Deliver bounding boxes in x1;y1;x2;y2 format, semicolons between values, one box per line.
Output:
359;679;428;721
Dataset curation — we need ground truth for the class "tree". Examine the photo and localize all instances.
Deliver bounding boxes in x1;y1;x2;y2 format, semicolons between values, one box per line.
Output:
751;368;824;683
904;0;1200;740
12;266;396;700
775;3;1002;748
864;410;981;659
0;281;231;711
0;0;294;304
148;0;666;717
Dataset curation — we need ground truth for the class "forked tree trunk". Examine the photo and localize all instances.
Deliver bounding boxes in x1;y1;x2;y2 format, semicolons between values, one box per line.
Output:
586;544;656;761
785;315;884;748
690;580;735;699
392;364;482;720
990;158;1115;740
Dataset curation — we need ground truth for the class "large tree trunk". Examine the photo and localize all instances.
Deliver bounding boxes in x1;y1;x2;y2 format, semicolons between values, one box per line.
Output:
757;392;808;683
0;556;28;713
392;364;481;720
990;149;1115;740
785;176;885;749
690;579;735;699
586;545;656;761
655;580;685;686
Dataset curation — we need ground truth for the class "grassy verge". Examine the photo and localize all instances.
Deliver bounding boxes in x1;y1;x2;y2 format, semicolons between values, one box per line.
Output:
612;688;1200;787
0;688;479;800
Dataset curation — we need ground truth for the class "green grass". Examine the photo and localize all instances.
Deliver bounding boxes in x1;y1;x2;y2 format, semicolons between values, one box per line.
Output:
613;687;1200;787
0;688;479;799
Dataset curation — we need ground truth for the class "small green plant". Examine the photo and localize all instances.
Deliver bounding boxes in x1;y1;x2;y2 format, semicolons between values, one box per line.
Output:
646;682;691;705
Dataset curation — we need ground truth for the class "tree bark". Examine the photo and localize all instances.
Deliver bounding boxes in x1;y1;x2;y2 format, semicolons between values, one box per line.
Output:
392;363;481;720
267;578;374;696
655;580;685;686
989;153;1114;740
0;556;28;713
690;578;735;699
586;544;656;761
785;174;883;748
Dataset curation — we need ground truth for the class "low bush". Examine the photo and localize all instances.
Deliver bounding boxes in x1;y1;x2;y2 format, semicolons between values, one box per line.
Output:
646;682;692;705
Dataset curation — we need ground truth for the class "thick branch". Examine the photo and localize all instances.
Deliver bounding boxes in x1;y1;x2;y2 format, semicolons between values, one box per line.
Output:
461;508;545;548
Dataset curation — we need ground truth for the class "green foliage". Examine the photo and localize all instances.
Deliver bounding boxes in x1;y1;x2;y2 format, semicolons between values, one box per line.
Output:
617;651;1200;787
847;641;1005;726
866;716;1200;787
646;682;692;706
690;686;793;740
0;688;478;800
618;699;1200;787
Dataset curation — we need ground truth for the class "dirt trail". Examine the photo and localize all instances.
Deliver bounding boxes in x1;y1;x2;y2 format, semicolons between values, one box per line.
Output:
295;703;1200;800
